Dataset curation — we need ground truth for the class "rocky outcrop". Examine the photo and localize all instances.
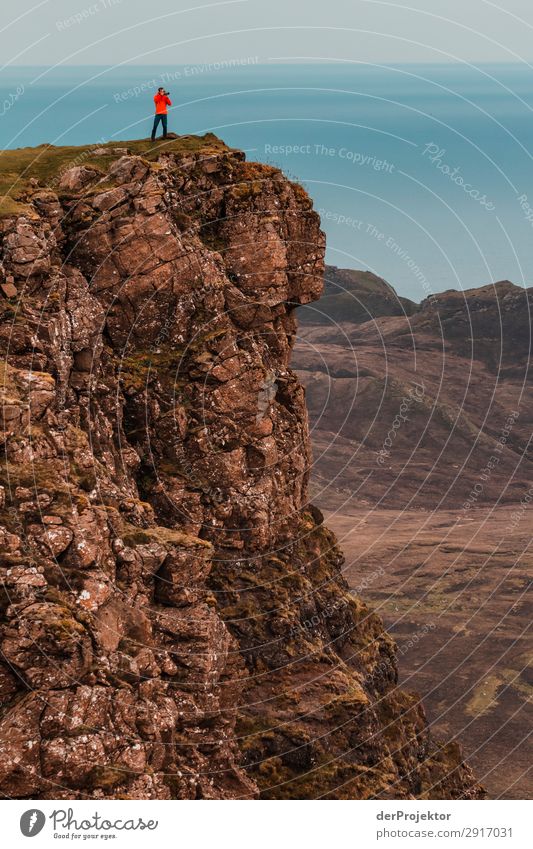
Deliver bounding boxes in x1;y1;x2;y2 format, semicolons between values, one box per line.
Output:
0;138;482;799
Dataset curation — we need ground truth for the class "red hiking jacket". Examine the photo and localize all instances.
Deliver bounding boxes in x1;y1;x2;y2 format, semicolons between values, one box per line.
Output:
154;93;172;114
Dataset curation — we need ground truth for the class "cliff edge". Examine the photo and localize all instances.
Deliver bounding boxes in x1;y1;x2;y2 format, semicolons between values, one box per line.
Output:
0;137;483;799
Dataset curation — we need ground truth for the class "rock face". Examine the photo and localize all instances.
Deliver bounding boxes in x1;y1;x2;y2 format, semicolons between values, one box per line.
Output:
0;139;482;799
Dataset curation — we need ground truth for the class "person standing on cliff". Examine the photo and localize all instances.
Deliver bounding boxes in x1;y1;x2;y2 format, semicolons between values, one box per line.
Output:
151;87;172;141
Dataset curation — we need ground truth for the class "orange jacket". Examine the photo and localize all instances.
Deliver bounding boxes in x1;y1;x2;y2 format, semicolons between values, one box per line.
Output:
154;93;172;114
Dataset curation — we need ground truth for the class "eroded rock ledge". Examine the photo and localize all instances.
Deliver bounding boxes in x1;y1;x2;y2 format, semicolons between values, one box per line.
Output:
0;137;483;799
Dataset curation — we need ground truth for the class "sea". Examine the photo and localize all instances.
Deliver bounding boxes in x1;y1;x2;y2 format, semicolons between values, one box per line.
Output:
2;62;533;301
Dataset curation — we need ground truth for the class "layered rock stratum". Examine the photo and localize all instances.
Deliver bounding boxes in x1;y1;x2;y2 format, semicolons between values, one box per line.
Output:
0;137;483;799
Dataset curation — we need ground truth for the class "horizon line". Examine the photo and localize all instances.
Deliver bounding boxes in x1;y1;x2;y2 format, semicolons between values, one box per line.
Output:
5;60;533;68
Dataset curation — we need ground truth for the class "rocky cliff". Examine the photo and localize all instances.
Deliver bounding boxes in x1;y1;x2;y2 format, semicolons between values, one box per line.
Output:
0;137;482;799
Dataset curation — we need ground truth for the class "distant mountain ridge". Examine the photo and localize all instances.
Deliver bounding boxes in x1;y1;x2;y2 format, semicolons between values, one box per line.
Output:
299;265;419;325
295;267;533;508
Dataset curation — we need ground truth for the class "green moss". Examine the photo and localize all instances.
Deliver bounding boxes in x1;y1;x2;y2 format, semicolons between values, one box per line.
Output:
237;715;277;755
324;684;370;721
117;330;227;396
230;180;263;200
69;463;97;492
253;754;375;800
48;613;86;639
0;361;18;392
121;522;211;551
0;459;68;493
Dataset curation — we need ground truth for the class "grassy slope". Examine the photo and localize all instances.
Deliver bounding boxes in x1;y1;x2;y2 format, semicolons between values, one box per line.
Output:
0;134;230;218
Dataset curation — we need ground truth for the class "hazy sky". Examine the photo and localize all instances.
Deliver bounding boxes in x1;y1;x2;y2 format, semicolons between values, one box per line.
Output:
5;0;533;67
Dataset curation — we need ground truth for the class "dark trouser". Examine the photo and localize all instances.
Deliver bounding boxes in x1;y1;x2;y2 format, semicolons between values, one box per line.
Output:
151;113;167;140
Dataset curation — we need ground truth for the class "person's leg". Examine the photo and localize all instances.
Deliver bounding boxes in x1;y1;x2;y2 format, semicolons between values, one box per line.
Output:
151;114;160;141
162;114;168;138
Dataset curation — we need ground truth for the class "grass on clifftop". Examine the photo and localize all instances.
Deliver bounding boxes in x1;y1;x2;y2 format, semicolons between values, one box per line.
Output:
0;133;230;218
